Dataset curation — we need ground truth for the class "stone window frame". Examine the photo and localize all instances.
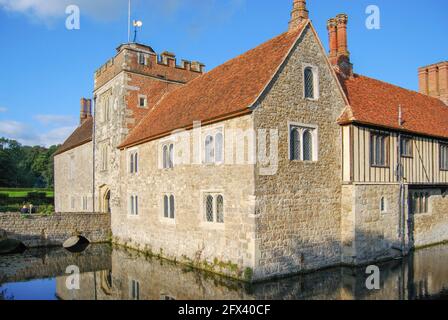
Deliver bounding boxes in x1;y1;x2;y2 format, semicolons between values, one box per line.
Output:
200;190;225;230
138;53;147;66
127;147;139;175
287;122;319;162
160;193;176;225
379;196;388;214
202;125;225;165
128;194;139;217
411;191;431;215
159;137;175;170
69;153;75;181
138;94;148;109
102;95;112;123
302;63;320;101
82;195;88;211
129;278;140;300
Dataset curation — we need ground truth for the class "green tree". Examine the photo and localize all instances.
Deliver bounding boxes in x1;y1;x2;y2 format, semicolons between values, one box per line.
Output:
0;137;59;188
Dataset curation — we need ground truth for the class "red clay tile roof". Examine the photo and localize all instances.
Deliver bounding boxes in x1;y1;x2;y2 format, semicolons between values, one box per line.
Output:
119;24;306;148
54;117;93;156
339;74;448;140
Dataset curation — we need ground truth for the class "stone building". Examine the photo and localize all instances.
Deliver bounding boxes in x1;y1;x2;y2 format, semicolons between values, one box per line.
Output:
54;0;448;281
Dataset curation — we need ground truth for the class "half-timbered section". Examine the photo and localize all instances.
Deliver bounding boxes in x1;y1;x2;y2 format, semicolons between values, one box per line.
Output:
342;125;448;185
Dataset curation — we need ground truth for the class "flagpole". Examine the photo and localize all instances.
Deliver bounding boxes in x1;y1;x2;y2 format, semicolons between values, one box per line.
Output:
128;0;131;43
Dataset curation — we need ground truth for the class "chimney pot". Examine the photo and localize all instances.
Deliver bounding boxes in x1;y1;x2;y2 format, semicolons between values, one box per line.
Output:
418;68;429;95
327;18;338;64
289;0;309;32
80;98;92;125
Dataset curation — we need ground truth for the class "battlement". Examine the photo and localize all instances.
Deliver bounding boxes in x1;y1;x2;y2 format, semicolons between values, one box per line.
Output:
94;43;205;91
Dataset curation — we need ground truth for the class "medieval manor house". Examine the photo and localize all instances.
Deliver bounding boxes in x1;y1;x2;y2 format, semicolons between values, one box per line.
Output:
54;0;448;281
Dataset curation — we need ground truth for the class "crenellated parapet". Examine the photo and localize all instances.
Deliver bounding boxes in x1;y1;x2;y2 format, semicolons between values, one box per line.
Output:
94;42;205;90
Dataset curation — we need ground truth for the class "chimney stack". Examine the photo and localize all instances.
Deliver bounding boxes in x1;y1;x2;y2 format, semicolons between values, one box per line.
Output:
327;14;353;78
80;98;92;124
327;18;338;65
419;61;448;105
289;0;309;32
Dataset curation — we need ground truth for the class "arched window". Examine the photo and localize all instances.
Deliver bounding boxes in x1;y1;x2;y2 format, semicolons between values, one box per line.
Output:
163;145;168;169
290;128;300;160
304;67;315;99
169;144;174;168
163;195;169;218
130;153;134;173
206;195;214;222
215;133;223;163
303;130;313;161
169;195;175;219
216;195;224;223
205;135;214;163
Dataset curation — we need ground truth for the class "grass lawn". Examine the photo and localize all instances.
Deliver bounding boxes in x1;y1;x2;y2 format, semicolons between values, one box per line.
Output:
0;188;54;198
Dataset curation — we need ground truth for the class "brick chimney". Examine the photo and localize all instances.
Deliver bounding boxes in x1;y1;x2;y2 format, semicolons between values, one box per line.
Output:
289;0;309;32
419;61;448;105
327;14;353;78
80;98;92;124
327;18;338;65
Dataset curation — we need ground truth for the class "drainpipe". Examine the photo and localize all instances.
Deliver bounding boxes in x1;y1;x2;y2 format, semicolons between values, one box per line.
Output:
397;105;406;254
93;96;97;214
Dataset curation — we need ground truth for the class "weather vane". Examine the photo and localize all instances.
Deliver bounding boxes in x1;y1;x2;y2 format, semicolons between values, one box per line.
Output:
133;20;143;43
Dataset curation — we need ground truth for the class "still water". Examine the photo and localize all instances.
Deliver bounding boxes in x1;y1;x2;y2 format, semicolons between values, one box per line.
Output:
1;244;448;300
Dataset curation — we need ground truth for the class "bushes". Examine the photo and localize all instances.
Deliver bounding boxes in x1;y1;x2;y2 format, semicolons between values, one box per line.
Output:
26;192;48;203
0;191;54;213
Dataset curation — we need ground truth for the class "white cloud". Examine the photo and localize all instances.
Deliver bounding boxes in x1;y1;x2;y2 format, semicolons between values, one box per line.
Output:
0;0;246;24
0;107;7;112
34;114;77;126
0;0;125;22
0;119;76;147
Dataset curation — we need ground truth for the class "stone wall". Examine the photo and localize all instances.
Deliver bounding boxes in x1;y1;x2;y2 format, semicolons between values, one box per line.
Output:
252;24;346;279
341;184;404;265
0;213;111;247
116;115;256;280
54;141;93;213
412;187;448;248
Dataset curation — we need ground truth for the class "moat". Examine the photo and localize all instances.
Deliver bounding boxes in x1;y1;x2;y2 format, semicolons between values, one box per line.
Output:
1;243;448;300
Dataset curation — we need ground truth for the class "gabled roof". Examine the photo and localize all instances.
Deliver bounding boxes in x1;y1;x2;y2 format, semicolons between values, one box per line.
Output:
54;117;93;156
119;23;307;149
339;74;448;140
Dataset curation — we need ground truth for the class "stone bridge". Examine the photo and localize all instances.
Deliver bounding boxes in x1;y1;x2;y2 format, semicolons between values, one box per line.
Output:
0;212;111;248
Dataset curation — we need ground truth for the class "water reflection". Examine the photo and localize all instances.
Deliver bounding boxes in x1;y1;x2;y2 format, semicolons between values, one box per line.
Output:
1;244;448;300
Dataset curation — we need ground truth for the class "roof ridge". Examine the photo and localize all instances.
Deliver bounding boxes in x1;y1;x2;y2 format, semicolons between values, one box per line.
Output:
119;23;307;149
354;73;447;105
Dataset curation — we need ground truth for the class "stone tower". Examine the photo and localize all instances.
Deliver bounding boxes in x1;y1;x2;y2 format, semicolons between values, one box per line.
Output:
93;42;204;214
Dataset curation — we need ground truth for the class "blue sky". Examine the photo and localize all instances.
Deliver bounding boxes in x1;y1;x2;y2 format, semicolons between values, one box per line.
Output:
0;0;447;147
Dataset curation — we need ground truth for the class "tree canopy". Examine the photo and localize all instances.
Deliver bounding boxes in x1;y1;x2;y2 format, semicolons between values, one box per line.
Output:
0;138;59;188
